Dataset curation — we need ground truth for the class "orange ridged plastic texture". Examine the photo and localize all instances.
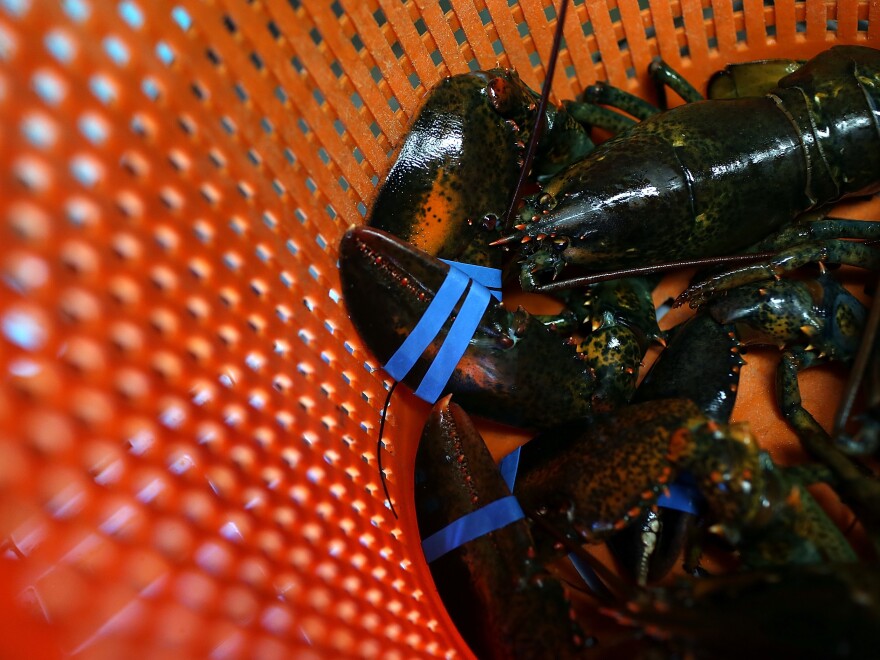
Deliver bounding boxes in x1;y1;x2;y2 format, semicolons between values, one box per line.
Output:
0;1;878;658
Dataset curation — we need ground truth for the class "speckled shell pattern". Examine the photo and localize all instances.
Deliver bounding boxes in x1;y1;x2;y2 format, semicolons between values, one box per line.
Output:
414;398;587;659
338;226;597;429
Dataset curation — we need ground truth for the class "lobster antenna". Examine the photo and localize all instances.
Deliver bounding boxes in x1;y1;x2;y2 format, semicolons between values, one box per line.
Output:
533;250;780;293
378;380;400;519
502;0;570;234
833;271;880;438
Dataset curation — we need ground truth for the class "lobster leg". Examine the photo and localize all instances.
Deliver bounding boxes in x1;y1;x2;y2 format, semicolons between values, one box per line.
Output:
679;239;880;308
776;348;880;555
782;414;880;557
559;60;694;137
558;64;697;142
648;58;704;108
580;81;662;120
776;348;833;440
561;100;637;135
577;59;702;120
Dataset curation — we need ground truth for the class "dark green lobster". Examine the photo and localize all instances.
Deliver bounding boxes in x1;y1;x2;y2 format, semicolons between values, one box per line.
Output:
414;392;863;657
514;397;856;572
494;46;880;292
610;272;873;582
344;39;669;429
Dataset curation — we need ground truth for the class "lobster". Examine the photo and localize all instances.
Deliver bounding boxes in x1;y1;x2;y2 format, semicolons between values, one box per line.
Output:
341;8;663;429
342;16;704;429
513;397;855;572
340;2;880;650
611;272;873;582
414;392;861;656
338;225;660;429
494;46;880;293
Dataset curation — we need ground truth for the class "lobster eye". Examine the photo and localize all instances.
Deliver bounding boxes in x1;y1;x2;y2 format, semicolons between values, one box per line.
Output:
487;77;515;115
552;237;569;251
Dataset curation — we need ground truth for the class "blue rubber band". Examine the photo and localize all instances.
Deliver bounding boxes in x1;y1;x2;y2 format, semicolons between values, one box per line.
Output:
421;495;525;563
657;481;701;515
567;552;609;597
499;447;521;492
414;281;492;402
421;444;607;600
383;267;469;382
440;259;502;301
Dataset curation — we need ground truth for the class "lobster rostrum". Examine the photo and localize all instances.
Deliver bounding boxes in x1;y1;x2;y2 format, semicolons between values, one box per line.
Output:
496;46;880;291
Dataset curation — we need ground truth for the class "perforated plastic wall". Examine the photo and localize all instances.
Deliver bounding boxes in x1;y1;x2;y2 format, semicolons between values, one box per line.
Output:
1;0;878;657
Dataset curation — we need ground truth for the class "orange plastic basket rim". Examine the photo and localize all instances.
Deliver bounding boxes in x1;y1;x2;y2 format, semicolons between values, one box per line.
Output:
1;0;879;657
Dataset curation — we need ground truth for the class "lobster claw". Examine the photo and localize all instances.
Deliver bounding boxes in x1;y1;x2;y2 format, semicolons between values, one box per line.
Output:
338;225;455;356
415;396;588;658
338;226;597;429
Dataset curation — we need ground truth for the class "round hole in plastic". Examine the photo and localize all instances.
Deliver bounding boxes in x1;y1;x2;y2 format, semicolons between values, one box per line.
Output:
1;1;879;657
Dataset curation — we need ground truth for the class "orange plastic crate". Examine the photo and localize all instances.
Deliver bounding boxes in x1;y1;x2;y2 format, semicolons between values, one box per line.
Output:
1;0;879;657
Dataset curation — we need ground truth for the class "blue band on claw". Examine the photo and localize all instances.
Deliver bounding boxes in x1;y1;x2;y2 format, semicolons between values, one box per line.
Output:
657;480;701;515
415;281;490;402
421;448;523;563
384;261;502;404
422;444;606;596
421;495;526;563
499;446;520;492
440;259;503;300
383;267;469;383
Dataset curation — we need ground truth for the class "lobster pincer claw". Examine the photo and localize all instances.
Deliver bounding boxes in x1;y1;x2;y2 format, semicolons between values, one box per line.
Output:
415;396;589;658
338;226;597;429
